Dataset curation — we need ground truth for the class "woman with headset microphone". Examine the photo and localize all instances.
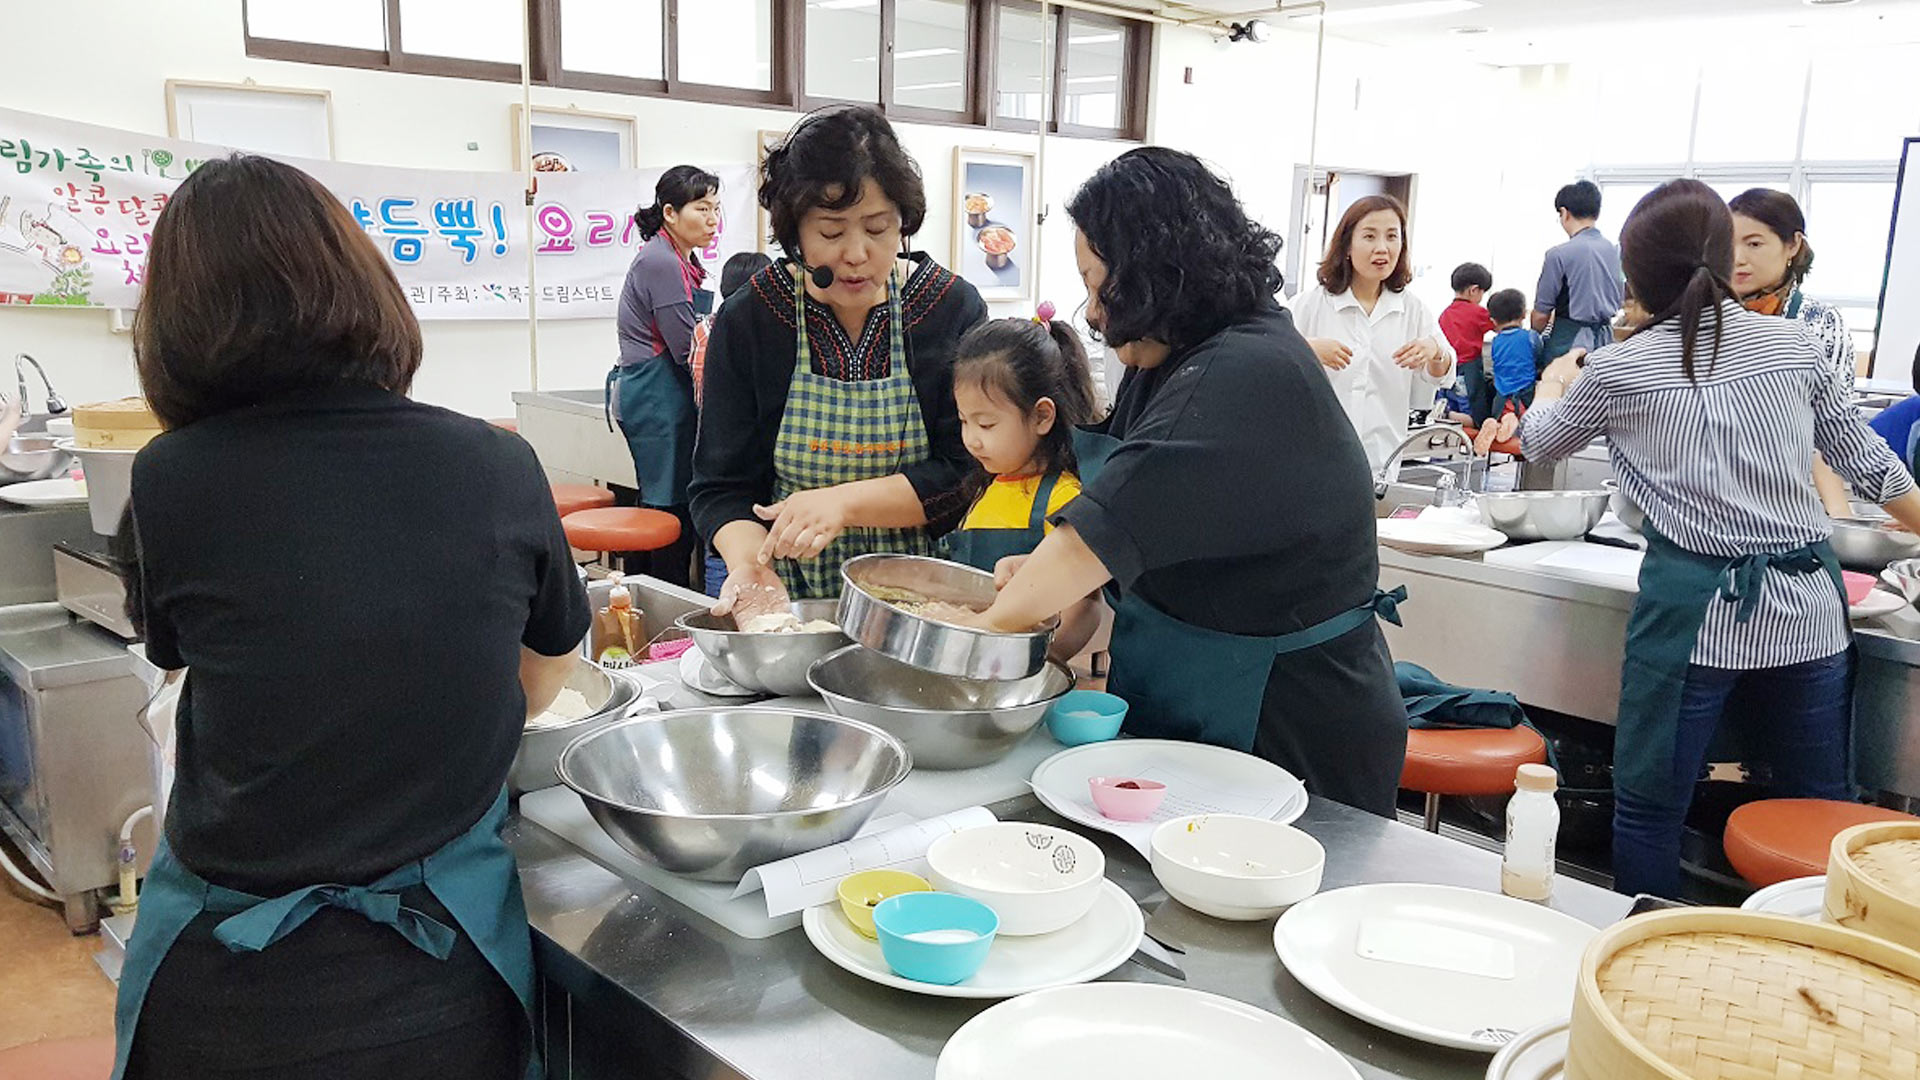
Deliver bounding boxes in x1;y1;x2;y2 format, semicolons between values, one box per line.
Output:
690;106;988;617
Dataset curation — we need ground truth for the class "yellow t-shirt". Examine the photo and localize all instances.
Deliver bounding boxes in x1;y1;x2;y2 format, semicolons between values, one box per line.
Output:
958;472;1081;534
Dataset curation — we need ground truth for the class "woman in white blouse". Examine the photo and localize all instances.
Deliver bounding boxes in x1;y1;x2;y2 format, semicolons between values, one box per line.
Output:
1287;195;1454;470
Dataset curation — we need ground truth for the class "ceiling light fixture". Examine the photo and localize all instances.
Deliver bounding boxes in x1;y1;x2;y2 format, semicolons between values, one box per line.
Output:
1801;0;1861;7
1289;0;1482;26
1227;19;1273;44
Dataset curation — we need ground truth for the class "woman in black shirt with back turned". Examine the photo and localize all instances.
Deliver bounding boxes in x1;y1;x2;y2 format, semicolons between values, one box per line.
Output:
955;148;1409;815
112;155;589;1080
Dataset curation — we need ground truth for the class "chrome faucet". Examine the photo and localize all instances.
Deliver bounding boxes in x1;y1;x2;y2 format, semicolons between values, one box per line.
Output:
1374;425;1474;502
14;354;68;425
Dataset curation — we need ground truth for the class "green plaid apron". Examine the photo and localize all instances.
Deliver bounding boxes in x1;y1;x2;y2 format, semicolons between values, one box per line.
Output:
771;266;938;598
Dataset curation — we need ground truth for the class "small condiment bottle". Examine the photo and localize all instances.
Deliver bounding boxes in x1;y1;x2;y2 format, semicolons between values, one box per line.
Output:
591;575;644;668
1501;763;1560;903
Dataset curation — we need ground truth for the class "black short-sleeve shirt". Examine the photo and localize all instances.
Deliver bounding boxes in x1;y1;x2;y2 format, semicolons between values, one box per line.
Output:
1057;304;1381;635
133;386;589;894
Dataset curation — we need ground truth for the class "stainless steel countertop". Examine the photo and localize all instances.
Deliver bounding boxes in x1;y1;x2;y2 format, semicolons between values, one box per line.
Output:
0;603;138;689
513;792;1631;1080
513;388;610;420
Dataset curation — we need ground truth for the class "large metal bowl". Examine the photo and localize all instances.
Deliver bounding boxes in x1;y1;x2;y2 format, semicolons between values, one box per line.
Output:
556;707;911;882
807;645;1073;769
1476;489;1611;542
510;659;647;795
673;599;850;696
1829;519;1920;572
0;434;73;485
1603;479;1645;533
838;553;1057;680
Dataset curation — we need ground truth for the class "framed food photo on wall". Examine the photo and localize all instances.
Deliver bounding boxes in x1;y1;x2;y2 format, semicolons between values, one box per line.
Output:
510;105;636;173
953;147;1037;304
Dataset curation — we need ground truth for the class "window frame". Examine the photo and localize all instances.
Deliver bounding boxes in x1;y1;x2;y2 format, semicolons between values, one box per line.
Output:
240;0;1147;140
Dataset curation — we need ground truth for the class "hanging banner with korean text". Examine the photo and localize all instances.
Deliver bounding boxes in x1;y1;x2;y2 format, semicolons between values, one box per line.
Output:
0;107;755;320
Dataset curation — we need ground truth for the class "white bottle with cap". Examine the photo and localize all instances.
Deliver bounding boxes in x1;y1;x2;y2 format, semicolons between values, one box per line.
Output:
1501;763;1560;902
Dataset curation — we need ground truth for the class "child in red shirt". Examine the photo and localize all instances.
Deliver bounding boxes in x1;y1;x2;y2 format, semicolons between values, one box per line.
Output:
1437;262;1496;424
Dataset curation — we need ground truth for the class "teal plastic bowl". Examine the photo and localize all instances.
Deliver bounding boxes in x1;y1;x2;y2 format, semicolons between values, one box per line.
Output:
1047;690;1128;746
871;891;998;986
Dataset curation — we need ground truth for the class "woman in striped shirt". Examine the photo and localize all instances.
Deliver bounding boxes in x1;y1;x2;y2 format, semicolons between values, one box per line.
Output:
1520;179;1920;899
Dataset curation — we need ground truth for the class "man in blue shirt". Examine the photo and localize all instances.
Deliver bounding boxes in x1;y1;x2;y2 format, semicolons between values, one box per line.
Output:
1533;180;1624;365
1869;344;1920;476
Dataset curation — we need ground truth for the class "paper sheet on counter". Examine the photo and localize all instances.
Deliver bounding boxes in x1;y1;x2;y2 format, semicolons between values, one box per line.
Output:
731;805;997;918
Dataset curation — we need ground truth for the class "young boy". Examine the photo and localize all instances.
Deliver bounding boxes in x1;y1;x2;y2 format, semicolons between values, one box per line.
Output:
1476;288;1543;451
1438;262;1496;423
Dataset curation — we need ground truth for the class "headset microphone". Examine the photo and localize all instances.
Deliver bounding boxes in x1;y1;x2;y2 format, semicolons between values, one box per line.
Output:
809;263;836;289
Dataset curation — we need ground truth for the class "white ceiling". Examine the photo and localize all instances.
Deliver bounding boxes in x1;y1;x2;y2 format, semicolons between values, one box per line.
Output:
1099;0;1920;65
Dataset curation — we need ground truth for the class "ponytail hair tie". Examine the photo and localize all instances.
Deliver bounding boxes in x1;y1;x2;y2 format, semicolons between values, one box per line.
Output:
1033;300;1057;325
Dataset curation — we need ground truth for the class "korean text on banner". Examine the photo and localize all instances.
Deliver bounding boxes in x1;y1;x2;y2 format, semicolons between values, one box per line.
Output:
0;107;753;321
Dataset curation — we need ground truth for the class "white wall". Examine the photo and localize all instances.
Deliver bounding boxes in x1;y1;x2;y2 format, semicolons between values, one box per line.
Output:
0;3;1574;419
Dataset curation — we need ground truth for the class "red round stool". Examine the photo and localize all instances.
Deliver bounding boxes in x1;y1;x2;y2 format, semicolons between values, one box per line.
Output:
1401;726;1549;832
550;483;617;520
0;1035;116;1079
1722;798;1920;887
561;507;682;561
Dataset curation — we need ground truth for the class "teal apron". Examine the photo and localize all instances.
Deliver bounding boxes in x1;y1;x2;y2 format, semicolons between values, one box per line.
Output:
1070;427;1406;751
608;356;697;508
111;790;537;1080
1614;523;1848;812
945;472;1062;572
768;266;939;599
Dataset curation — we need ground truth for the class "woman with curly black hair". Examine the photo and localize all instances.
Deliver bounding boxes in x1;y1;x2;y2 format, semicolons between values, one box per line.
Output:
690;107;986;617
955;147;1409;816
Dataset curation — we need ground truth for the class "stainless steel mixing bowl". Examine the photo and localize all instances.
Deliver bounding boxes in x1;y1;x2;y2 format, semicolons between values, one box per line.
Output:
1476;489;1611;541
838;553;1057;680
673;599;850;696
510;659;647;795
1829;519;1920;571
556;707;911;882
807;645;1073;769
0;433;73;485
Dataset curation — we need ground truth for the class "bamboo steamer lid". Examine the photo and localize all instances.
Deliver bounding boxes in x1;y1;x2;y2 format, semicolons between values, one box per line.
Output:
1567;908;1920;1079
1826;821;1920;952
72;397;162;450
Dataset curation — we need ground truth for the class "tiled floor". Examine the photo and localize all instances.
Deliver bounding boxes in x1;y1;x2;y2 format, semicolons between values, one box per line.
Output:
0;866;116;1052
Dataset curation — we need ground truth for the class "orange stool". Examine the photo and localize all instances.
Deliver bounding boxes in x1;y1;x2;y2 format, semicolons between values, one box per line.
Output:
488;417;518;433
550;483;617;520
0;1035;116;1079
1401;726;1548;832
561;507;682;564
1722;798;1920;887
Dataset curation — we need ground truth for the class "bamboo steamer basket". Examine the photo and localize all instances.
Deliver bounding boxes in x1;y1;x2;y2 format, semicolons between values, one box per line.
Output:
72;397;162;450
1826;821;1920;951
1567;908;1920;1079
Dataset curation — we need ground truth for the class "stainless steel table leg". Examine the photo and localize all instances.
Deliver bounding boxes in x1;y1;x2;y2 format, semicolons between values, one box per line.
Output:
1422;793;1443;832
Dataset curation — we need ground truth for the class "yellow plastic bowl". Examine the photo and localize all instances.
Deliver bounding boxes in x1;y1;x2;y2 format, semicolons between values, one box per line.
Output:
837;869;933;938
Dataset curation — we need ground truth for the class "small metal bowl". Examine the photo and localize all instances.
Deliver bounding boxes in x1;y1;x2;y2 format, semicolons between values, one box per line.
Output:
838;554;1057;680
674;599;850;696
808;645;1073;769
1475;489;1611;542
556;707;911;882
1830;519;1920;572
0;434;74;485
509;659;647;795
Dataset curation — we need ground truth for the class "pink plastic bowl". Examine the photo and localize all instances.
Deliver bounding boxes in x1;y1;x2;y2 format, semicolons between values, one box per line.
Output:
1843;570;1877;606
1089;777;1168;821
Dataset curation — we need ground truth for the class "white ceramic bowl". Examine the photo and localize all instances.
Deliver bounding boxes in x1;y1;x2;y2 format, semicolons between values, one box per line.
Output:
926;822;1106;936
1150;815;1325;921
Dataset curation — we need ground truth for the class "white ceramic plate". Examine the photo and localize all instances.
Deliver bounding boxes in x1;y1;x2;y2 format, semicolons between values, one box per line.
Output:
1030;740;1307;859
1377;517;1509;556
0;477;87;507
935;982;1360;1080
801;878;1141;999
1273;883;1598;1052
1740;875;1827;920
1485;1020;1567;1080
1850;588;1908;620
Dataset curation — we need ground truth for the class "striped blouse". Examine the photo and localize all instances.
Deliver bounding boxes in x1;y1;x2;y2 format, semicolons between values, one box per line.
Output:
1520;300;1914;670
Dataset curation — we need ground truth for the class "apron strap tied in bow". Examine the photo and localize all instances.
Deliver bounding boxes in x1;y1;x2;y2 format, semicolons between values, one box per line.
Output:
211;879;459;960
1717;548;1824;624
1371;585;1408;627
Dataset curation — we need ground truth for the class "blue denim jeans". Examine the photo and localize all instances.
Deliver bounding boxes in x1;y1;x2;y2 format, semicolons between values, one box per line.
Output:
1611;651;1855;899
703;554;728;599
